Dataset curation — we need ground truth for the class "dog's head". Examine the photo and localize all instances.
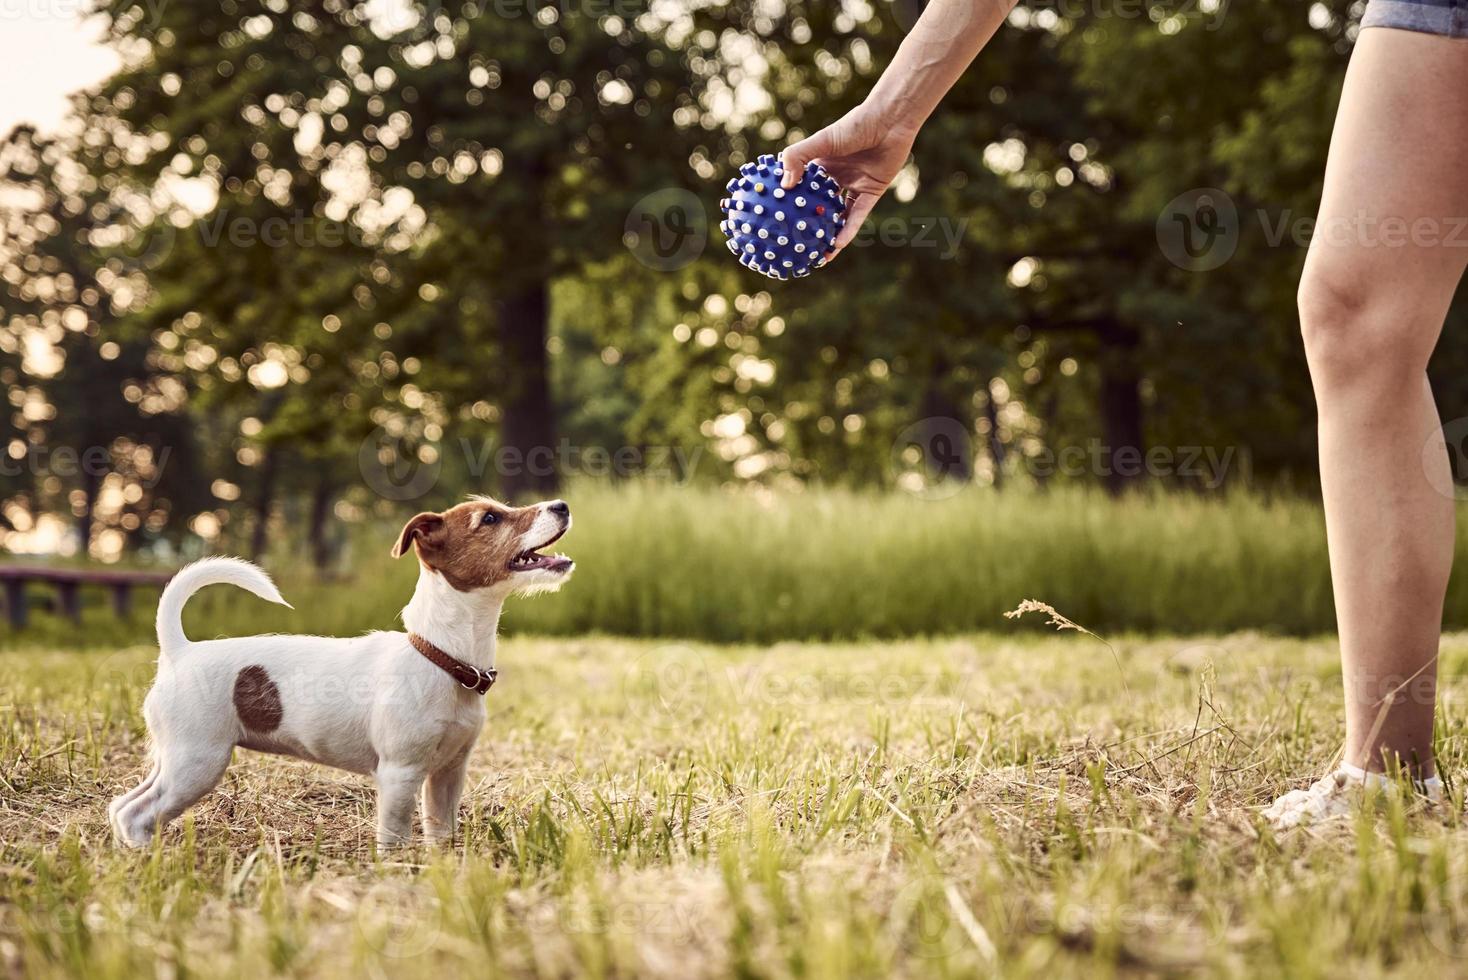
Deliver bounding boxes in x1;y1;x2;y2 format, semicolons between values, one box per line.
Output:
391;496;574;596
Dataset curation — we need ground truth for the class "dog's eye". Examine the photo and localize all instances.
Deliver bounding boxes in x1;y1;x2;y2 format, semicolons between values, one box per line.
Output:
481;511;499;526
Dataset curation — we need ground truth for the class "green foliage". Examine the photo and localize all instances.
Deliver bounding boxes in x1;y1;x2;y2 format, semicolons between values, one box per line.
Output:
0;127;209;548
6;1;1468;561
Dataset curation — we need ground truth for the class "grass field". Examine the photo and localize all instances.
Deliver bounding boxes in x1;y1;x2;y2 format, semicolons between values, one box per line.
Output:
7;630;1468;977
13;482;1468;649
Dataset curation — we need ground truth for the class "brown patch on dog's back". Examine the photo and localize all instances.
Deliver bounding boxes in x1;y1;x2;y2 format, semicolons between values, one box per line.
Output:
233;665;283;732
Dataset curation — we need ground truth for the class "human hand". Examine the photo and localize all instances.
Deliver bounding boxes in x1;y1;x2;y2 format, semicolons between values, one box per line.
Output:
779;105;918;259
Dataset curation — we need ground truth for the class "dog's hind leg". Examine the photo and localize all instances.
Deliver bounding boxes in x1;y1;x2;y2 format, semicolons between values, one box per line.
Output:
108;760;160;842
115;746;232;848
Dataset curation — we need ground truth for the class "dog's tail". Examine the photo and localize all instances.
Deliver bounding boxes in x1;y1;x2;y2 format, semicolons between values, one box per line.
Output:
156;557;291;658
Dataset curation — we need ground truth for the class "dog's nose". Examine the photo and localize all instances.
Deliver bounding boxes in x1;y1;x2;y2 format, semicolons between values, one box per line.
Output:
546;500;570;517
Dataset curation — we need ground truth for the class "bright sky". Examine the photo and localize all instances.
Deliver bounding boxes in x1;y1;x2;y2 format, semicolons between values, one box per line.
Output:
0;12;120;136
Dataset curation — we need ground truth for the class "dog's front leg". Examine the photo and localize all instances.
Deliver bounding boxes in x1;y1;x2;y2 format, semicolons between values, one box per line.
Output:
374;762;428;848
422;750;471;846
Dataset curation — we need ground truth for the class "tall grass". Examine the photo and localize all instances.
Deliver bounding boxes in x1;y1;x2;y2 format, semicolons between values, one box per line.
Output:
8;482;1468;648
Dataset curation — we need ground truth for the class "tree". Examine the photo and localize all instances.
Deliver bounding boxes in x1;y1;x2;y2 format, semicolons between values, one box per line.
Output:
0;125;206;556
344;1;715;496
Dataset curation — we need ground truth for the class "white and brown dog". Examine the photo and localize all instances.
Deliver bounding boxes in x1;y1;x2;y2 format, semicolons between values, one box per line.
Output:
108;496;573;848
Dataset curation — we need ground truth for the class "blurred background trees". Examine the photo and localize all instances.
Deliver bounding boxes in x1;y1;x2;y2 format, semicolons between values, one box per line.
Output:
3;0;1463;565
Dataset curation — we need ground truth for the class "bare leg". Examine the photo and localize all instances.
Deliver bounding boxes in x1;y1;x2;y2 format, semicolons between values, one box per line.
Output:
1299;28;1468;775
421;752;470;845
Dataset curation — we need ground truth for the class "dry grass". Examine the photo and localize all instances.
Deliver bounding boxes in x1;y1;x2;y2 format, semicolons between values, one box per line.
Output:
6;632;1468;977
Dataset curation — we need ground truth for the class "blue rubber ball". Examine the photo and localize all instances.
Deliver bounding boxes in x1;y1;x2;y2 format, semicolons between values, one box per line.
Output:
718;155;846;280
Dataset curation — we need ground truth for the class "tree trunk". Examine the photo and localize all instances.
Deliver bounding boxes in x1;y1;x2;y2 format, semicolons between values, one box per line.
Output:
981;382;1005;489
1097;325;1145;495
917;363;973;484
77;464;102;557
249;446;279;560
1032;388;1061;491
307;476;335;575
496;278;559;499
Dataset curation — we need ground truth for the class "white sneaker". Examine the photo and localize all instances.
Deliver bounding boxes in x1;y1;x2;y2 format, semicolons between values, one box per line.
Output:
1264;764;1444;830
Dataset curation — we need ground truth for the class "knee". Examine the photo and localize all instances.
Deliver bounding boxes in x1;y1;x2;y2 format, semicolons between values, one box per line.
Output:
375;763;427;799
1298;265;1431;397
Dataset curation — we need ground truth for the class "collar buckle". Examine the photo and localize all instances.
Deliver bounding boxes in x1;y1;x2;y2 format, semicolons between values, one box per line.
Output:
408;633;498;696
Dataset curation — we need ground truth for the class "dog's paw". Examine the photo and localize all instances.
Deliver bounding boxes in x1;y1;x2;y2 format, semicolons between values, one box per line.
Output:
110;810;157;848
112;827;155;849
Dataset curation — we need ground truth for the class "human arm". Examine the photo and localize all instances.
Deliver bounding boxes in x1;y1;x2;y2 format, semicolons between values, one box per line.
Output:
779;0;1016;256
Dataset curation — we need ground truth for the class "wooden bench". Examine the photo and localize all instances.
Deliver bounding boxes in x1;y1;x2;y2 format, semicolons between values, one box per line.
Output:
0;566;174;629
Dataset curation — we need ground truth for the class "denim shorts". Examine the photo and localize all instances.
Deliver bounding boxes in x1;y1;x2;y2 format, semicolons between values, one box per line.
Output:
1362;0;1468;37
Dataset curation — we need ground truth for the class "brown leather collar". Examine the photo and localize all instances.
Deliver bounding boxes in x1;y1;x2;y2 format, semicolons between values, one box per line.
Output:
408;633;497;695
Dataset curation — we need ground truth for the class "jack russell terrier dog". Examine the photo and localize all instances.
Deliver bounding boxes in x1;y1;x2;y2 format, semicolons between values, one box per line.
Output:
108;496;573;848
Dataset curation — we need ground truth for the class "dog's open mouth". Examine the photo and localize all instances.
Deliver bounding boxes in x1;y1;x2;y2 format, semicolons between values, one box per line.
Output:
508;550;572;572
508;527;571;573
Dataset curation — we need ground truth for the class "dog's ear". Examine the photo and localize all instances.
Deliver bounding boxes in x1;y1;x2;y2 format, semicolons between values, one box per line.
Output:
391;512;445;559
